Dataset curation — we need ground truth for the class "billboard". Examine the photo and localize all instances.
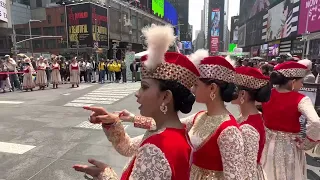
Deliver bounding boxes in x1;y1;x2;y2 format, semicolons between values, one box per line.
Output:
238;24;246;48
230;16;239;43
298;0;320;34
245;13;264;46
67;3;108;48
239;0;282;24
152;0;164;18
182;41;192;50
0;0;8;23
268;41;280;57
210;8;220;53
164;0;178;26
263;0;300;41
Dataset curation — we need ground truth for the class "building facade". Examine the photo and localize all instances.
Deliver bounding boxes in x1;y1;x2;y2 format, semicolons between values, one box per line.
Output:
12;0;168;58
167;0;191;41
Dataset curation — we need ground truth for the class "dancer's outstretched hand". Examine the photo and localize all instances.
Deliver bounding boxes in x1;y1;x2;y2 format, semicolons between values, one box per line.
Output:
73;159;108;177
84;106;119;124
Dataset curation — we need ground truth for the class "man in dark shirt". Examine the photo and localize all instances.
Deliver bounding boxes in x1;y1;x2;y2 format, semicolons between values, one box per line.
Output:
130;60;139;82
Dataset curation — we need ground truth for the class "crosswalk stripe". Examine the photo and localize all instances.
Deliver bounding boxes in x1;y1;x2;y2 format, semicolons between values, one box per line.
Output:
0;101;24;104
64;83;140;107
0;142;36;154
72;99;114;104
64;102;94;107
77;97;120;101
83;94;129;98
88;92;132;95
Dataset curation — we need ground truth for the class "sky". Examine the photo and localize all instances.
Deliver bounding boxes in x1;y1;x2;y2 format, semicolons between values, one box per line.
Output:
189;0;241;40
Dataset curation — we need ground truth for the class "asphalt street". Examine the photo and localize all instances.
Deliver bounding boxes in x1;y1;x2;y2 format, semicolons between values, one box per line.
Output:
0;82;319;180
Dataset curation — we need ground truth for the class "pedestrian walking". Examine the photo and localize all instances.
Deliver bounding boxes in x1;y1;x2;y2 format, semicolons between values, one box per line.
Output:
130;60;138;82
98;59;106;84
121;59;127;83
5;55;20;91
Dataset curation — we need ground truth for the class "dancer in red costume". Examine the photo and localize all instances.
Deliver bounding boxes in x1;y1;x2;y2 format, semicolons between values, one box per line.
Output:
262;61;320;180
232;66;271;179
93;51;246;179
74;25;199;180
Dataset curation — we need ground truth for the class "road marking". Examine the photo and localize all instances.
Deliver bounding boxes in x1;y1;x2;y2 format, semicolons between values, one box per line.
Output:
64;103;93;107
64;83;140;107
0;142;36;154
75;121;129;130
0;101;24;104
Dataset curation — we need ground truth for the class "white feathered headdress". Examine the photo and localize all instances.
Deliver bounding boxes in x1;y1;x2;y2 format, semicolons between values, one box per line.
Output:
141;24;176;70
225;55;236;67
189;49;209;67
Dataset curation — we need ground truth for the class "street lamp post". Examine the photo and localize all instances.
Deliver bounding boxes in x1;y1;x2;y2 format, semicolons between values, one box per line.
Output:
29;19;41;57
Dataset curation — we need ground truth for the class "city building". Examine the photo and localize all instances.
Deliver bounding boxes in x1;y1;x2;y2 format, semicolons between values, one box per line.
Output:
206;0;225;53
167;0;191;41
237;0;307;59
0;0;13;56
11;0;169;58
230;16;239;44
223;0;229;51
203;0;209;48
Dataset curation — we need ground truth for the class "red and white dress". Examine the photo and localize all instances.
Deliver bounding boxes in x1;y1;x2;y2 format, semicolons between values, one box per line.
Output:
22;65;35;89
108;112;245;180
98;121;192;180
262;88;320;180
51;63;61;84
69;63;80;85
238;114;267;179
35;62;47;86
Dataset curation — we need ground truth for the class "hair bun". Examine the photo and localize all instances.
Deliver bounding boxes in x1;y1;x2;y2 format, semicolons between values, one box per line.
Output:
270;71;285;85
221;83;239;102
179;94;195;114
255;83;272;102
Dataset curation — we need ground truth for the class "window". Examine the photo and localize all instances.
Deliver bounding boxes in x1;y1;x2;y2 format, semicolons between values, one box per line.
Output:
32;40;42;49
110;9;121;33
45;39;57;49
131;15;137;29
60;13;65;23
47;15;52;24
138;18;142;29
43;27;55;35
58;40;67;48
56;26;65;35
36;0;42;7
31;28;41;35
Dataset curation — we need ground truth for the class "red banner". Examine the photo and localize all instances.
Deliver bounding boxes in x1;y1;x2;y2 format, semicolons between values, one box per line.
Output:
211;37;219;53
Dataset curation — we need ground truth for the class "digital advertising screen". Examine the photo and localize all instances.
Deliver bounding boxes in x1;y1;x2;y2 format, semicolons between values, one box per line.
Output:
152;0;164;18
67;3;108;48
210;8;220;53
164;0;178;26
268;43;279;56
182;41;192;50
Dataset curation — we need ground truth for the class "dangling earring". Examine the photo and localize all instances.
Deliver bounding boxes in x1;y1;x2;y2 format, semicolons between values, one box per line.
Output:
210;92;216;101
291;85;295;91
160;103;168;114
240;97;245;104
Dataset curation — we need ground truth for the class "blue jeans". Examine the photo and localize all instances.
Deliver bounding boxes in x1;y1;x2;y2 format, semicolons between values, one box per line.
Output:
99;70;106;83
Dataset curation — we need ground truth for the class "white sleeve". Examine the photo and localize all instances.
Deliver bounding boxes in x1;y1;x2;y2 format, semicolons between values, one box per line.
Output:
129;143;172;180
298;96;320;141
